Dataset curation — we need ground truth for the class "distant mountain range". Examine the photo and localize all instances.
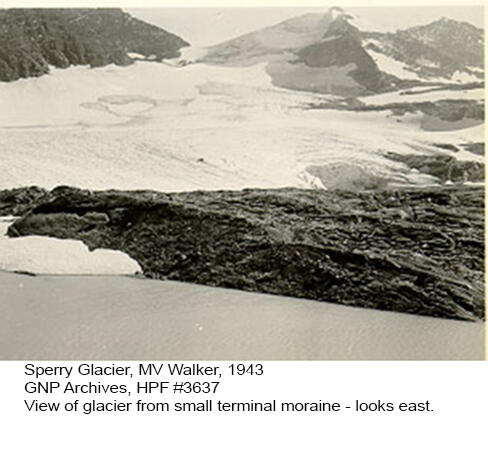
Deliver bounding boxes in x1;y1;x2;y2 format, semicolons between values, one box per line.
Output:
202;7;484;95
0;7;484;96
0;8;188;81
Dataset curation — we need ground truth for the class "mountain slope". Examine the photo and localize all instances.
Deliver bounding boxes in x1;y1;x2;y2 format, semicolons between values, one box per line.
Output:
363;17;484;82
0;8;189;81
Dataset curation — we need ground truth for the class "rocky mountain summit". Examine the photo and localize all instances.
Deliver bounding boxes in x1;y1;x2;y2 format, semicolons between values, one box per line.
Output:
0;8;188;81
4;184;484;322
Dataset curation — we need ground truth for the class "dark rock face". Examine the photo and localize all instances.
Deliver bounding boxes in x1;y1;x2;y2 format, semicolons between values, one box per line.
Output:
8;185;484;322
296;17;387;93
0;8;189;81
0;186;47;215
461;142;484;156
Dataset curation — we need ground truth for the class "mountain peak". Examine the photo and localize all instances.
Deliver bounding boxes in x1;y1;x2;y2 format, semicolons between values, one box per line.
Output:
415;15;482;32
399;14;483;47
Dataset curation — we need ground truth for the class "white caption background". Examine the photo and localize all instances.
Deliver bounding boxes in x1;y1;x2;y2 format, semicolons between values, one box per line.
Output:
0;361;486;450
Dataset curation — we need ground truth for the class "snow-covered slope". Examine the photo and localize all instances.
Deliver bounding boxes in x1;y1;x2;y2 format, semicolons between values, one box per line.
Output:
0;60;483;193
1;270;483;360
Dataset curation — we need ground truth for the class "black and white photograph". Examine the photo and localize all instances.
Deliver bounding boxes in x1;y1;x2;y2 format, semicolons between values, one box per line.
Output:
0;4;485;360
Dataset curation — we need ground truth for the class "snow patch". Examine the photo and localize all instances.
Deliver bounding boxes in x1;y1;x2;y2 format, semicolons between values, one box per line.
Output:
451;70;482;84
127;52;146;59
0;218;141;275
366;49;421;80
415;58;440;69
467;66;484;74
174;46;209;64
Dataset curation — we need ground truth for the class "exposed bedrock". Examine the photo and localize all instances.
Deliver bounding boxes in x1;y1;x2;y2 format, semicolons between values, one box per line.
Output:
7;185;485;321
0;186;48;216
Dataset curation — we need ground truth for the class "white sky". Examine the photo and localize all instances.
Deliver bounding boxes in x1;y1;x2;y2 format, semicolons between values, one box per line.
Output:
127;6;484;47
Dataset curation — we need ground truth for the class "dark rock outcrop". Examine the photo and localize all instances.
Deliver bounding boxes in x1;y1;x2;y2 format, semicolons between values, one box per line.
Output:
0;186;47;215
8;185;484;322
0;8;189;81
296;15;387;93
461;142;484;156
